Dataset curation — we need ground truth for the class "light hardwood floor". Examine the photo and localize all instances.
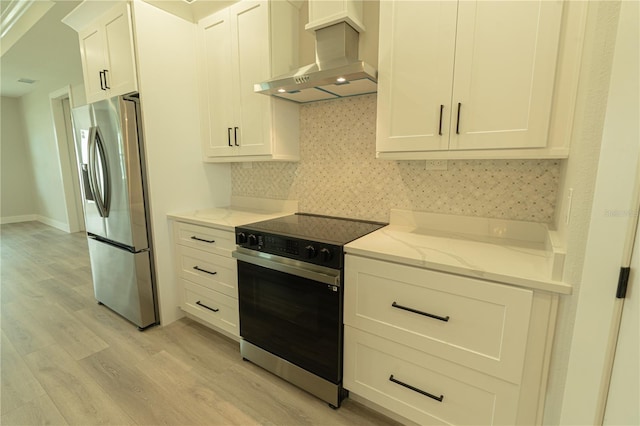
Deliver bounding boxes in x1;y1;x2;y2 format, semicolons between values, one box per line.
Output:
0;222;401;426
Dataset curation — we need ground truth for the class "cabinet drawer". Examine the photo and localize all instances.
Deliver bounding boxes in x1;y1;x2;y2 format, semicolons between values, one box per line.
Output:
181;280;239;337
176;246;237;298
344;327;519;425
174;222;236;255
344;255;533;383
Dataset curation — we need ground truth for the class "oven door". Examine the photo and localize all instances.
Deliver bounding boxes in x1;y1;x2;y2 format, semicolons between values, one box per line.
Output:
234;248;342;384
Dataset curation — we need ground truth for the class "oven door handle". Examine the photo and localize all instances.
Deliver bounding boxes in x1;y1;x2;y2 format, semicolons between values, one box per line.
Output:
233;248;341;287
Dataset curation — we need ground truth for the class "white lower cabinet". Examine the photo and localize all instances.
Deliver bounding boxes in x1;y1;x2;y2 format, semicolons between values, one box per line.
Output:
181;280;239;337
176;246;237;298
344;328;520;425
173;221;239;339
344;254;558;425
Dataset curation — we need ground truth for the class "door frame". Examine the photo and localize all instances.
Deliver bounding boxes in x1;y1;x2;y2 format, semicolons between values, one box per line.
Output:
603;183;640;424
50;86;85;233
559;1;639;423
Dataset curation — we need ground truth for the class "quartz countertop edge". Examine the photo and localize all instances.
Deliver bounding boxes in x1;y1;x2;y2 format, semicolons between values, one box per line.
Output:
167;207;295;232
345;212;572;295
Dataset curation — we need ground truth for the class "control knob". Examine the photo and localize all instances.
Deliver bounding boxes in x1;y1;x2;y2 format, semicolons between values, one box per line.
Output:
247;234;258;247
319;247;333;262
236;232;247;245
305;245;317;259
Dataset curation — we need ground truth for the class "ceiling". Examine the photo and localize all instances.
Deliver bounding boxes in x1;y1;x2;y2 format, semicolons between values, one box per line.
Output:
0;0;235;98
1;0;82;98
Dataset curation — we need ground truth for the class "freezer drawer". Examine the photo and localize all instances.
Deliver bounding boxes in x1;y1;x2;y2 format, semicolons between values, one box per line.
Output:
87;237;157;328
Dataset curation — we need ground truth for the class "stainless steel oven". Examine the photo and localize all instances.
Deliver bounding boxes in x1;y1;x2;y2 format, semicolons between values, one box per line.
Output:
233;213;386;408
234;248;343;405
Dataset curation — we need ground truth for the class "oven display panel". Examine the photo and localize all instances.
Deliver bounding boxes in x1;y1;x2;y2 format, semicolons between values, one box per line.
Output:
264;236;299;256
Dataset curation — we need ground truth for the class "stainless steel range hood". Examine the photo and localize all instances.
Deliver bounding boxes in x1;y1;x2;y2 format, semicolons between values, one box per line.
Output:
254;22;376;103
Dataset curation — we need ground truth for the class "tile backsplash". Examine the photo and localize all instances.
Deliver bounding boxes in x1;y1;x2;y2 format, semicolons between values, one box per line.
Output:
231;94;560;224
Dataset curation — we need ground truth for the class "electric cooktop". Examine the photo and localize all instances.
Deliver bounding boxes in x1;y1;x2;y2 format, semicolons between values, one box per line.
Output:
238;213;387;246
235;213;387;268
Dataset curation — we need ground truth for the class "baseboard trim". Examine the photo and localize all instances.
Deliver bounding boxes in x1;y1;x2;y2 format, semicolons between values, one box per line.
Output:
37;216;71;233
0;214;38;224
1;215;72;233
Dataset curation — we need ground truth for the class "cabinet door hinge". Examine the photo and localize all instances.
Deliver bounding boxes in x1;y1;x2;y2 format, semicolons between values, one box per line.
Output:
616;267;631;299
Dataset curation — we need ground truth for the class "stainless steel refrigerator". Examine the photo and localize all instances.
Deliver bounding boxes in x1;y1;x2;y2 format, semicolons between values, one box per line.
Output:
71;94;158;330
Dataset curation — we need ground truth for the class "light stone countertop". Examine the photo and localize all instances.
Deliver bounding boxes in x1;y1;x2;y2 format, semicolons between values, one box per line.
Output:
345;209;571;294
167;196;298;232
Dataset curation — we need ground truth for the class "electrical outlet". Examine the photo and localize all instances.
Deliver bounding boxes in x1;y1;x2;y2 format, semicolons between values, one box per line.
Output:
425;160;448;171
565;188;573;225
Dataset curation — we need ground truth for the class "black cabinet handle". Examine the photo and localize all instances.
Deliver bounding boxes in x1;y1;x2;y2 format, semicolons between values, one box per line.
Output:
103;69;110;89
99;71;106;90
191;236;215;244
196;301;219;312
392;301;450;322
227;128;232;147
389;375;444;402
438;104;444;136
193;266;217;275
456;102;461;134
234;127;239;146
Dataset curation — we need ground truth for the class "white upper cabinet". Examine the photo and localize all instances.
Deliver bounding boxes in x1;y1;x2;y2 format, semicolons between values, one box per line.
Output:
198;0;300;162
199;9;233;158
377;0;582;159
450;1;562;151
376;1;458;153
76;2;138;103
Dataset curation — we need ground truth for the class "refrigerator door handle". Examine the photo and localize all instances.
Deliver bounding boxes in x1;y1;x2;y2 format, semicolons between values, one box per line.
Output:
87;127;104;217
96;126;111;217
88;126;111;218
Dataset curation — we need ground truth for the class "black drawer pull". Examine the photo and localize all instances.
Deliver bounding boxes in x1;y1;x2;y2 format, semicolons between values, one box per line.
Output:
196;301;219;312
191;236;215;244
389;375;444;402
193;266;217;275
392;301;450;322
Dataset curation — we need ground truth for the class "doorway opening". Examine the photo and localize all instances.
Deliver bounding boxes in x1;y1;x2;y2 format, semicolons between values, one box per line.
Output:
50;86;84;233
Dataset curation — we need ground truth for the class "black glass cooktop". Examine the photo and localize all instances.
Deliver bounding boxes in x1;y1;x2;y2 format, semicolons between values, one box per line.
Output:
240;213;387;246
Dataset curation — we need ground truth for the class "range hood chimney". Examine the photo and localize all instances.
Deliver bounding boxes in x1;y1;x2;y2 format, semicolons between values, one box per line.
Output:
254;11;376;103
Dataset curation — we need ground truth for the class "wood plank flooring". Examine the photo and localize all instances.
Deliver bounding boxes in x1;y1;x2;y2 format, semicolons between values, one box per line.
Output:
1;222;401;426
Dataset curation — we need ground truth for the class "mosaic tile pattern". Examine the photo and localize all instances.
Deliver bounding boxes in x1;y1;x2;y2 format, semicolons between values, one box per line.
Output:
231;94;561;224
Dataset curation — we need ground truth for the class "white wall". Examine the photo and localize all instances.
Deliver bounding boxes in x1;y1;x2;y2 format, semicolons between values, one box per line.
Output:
131;0;231;326
3;1;87;231
560;0;639;422
0;96;37;222
544;2;624;423
18;80;85;232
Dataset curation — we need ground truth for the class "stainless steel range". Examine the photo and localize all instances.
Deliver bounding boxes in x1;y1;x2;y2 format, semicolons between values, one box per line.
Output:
232;213;386;408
